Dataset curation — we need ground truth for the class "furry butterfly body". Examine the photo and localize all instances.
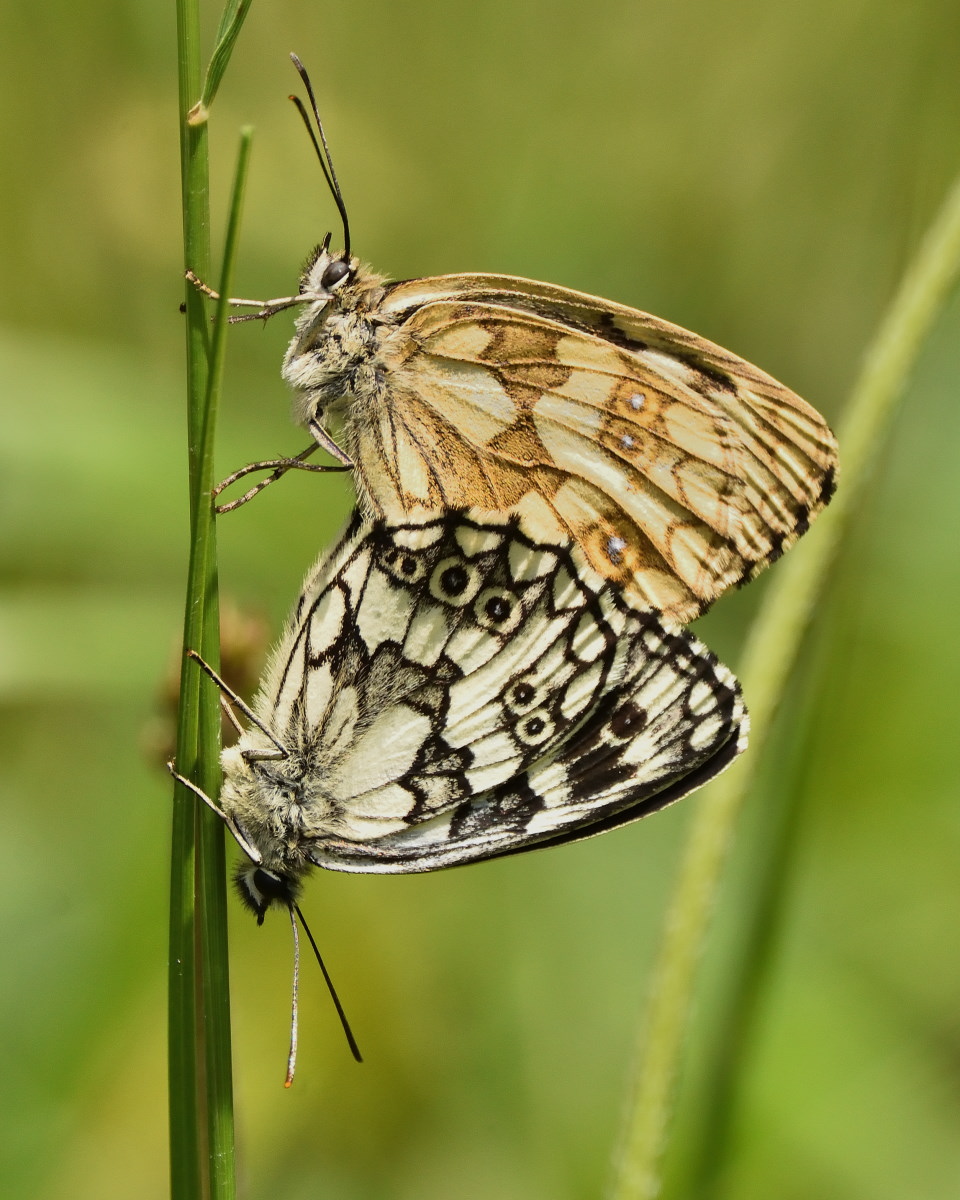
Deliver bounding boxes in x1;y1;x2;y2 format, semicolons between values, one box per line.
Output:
218;510;747;912
278;251;837;626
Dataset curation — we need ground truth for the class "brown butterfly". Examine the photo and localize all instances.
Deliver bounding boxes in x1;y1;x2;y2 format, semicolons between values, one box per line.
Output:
206;55;838;627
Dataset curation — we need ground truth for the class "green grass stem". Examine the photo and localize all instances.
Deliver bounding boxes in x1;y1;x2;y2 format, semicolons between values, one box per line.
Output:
196;129;253;1200
169;2;210;1193
198;0;256;116
170;1;254;1195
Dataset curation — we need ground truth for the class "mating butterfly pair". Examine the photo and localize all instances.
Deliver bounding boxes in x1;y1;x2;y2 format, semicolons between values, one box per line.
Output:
177;57;836;1060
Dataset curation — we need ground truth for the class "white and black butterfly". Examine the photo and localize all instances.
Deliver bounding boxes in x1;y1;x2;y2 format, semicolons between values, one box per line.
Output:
185;510;748;921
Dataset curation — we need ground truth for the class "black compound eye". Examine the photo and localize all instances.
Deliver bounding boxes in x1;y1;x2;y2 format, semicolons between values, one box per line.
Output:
321;259;350;289
252;868;291;901
234;863;300;925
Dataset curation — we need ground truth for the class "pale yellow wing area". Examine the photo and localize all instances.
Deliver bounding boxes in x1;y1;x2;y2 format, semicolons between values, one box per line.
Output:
373;285;836;623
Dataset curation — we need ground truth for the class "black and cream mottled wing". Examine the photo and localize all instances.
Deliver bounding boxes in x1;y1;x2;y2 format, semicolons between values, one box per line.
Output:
219;510;747;884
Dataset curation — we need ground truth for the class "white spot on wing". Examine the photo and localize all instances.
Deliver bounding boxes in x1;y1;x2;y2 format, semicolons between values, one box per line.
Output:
323;687;359;761
642;352;697;385
551;567;587;613
689;714;722;751
270;645;307;731
509;536;557;582
689;679;719;715
555;333;624;376
570;611;609;663
308;585;346;657
403;605;455;667
465;746;524;794
454;521;505;556
540;383;607;424
422;319;495;359
560;657;604;720
393;522;444;551
338;546;373;605
444;625;502;674
385;417;433;501
304;662;334;728
407;356;516;446
332;705;431;805
356;566;415;651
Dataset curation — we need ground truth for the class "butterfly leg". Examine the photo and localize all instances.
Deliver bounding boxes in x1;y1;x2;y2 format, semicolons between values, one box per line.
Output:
219;694;245;738
185;649;288;759
307;419;353;467
184;270;222;302
213;443;351;514
166;759;263;864
184;269;305;321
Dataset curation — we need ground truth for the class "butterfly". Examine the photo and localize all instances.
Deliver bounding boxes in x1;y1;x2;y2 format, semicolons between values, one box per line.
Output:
182;509;747;917
205;56;838;627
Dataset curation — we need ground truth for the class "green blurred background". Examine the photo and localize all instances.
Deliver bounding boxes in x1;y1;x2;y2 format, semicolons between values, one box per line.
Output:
2;1;958;1197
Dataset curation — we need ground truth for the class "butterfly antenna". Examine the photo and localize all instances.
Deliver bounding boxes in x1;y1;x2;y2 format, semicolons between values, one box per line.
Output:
285;906;301;1087
293;903;363;1064
289;53;351;259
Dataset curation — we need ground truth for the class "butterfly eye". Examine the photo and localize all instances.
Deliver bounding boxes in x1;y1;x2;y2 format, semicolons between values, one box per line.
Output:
234;863;299;925
253;867;292;901
321;259;350;289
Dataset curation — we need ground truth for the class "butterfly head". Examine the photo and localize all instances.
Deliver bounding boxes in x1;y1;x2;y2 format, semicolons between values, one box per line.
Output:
219;742;316;923
234;861;302;925
298;236;360;305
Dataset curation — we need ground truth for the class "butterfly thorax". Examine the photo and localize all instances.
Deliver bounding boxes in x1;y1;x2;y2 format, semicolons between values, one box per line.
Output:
282;251;407;452
220;740;337;879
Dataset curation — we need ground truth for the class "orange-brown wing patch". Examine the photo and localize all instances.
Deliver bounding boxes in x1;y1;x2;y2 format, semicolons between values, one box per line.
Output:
350;380;563;519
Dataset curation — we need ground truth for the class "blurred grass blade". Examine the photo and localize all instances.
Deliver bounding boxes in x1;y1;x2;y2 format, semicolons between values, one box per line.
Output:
198;127;253;1200
664;624;832;1199
197;0;255;116
608;167;960;1200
